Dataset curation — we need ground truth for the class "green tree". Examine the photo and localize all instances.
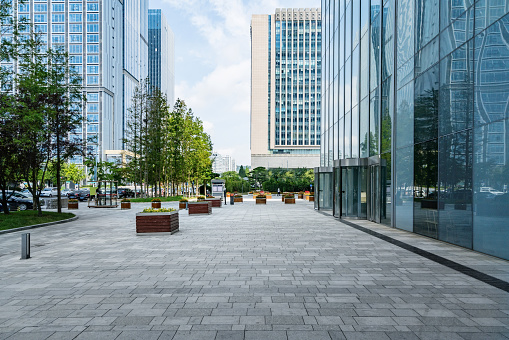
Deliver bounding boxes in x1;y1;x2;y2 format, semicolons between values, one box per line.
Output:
62;163;86;184
238;165;246;178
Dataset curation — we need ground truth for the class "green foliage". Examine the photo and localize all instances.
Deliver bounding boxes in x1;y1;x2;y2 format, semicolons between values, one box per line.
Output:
62;163;86;184
0;210;75;231
220;171;249;193
129;196;182;203
151;198;161;202
238;165;246;178
141;208;176;213
121;198;131;203
249;167;314;192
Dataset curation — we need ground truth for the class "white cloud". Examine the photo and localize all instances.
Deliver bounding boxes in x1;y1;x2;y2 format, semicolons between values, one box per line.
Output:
154;0;320;166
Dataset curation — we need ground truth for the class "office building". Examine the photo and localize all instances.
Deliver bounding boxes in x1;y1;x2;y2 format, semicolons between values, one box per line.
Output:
212;152;236;175
250;8;322;169
315;1;509;260
5;0;149;176
148;9;175;106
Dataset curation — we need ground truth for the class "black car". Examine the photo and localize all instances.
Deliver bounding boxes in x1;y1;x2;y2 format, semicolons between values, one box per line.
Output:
67;191;79;199
77;190;91;201
118;188;134;198
0;193;34;211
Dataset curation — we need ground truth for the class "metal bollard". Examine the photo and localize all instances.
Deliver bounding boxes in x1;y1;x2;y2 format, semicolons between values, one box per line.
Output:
230;194;234;205
21;233;30;259
186;201;188;210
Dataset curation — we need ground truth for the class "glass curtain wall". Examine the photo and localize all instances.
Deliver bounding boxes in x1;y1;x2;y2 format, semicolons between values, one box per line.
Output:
321;0;509;260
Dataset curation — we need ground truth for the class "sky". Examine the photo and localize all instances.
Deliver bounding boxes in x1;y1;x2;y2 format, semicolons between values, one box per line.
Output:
149;0;321;167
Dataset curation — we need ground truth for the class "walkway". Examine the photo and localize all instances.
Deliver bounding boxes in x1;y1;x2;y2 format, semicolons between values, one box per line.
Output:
1;197;508;340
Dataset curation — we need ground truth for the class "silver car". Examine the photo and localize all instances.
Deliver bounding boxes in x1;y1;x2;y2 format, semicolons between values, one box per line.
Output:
40;187;59;197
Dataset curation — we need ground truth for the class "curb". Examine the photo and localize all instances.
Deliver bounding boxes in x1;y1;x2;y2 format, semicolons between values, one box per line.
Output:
0;215;79;235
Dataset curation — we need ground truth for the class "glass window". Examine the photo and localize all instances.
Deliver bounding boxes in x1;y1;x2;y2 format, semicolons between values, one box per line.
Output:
360;35;369;99
87;65;99;74
361;0;370;37
52;14;64;23
395;145;414;232
87;44;99;53
52;4;64;12
34;4;47;12
345;111;351;158
352;0;360;48
397;0;414;66
360;97;369;158
87;24;99;33
70;4;83;12
351;105;359;158
87;3;99;11
414;37;438;78
70;55;82;64
87;124;98;133
87;55;99;63
438;131;473;248
52;35;65;43
369;89;379;156
87;93;99;102
439;42;473;136
69;44;82;54
413;139;438;238
440;0;471;30
87;103;99;112
69;24;83;33
69;13;82;22
87;14;99;22
381;77;393;154
70;35;82;42
370;14;380;92
473;122;509;259
52;24;65;33
34;14;47;23
396;82;414;148
87;34;99;43
87;75;99;85
474;13;509;126
18;4;29;12
414;64;439;143
338;117;344;159
87;114;98;123
440;7;473;59
345;2;352;59
351;47;359;107
415;0;439;51
345;58;351;113
381;1;393;81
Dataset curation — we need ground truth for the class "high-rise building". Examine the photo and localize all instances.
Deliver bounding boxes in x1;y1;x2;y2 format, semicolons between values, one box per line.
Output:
148;9;175;106
4;1;149;176
250;8;322;169
211;152;236;175
315;0;509;261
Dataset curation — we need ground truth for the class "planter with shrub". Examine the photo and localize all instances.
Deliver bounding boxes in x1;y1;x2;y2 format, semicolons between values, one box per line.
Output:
179;198;188;210
234;194;243;203
121;198;131;210
68;199;79;210
284;194;295;204
151;198;161;209
256;195;267;205
136;208;179;234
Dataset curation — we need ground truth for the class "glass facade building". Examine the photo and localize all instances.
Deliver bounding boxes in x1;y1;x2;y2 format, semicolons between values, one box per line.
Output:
148;9;175;107
317;0;509;260
251;9;322;169
4;0;149;176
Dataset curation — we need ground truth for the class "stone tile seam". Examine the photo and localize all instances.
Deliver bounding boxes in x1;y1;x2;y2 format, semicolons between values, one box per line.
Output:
314;210;509;293
0;216;79;235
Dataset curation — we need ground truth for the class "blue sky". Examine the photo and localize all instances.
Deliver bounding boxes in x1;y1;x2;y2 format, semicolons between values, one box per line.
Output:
149;0;321;166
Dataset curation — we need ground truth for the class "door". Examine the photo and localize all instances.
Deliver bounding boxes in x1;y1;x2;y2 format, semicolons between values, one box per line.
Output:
368;165;381;223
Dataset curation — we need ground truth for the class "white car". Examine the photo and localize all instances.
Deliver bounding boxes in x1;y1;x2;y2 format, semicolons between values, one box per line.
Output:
40;187;59;197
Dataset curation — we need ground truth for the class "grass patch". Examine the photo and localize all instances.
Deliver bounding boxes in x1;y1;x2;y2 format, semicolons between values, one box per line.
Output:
0;210;75;231
129;196;183;203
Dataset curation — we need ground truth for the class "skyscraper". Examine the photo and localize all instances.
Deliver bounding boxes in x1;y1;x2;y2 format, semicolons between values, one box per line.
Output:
250;8;322;169
148;9;175;106
5;0;149;175
316;0;509;261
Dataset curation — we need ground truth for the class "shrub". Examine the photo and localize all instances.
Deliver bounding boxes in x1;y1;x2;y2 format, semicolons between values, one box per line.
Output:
257;194;266;199
179;197;189;202
121;198;131;203
234;194;242;198
68;199;78;203
197;195;205;199
151;198;161;202
284;193;294;198
141;208;176;213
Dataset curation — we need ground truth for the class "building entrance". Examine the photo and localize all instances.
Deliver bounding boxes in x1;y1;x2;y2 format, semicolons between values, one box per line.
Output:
333;158;386;222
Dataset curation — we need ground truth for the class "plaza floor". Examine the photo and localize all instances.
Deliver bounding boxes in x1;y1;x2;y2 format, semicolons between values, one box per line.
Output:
1;197;508;340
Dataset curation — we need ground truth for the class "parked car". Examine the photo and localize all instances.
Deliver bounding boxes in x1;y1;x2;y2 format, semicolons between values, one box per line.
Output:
0;193;34;211
0;202;10;212
77;190;91;201
40;187;59;197
67;190;79;199
118;188;134;198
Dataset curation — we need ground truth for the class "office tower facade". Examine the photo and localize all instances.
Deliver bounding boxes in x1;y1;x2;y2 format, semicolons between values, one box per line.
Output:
251;8;322;169
5;0;149;173
148;9;175;107
211;152;236;175
316;0;509;260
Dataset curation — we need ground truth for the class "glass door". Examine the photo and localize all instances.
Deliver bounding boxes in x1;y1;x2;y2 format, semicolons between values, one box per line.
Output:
368;165;381;223
334;167;341;217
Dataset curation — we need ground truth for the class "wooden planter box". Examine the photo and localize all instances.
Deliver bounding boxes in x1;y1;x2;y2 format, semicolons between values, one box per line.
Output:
151;202;161;208
121;202;131;210
234;197;243;203
68;202;79;210
188;201;212;215
282;196;285;202
256;198;267;204
266;194;272;199
298;193;304;199
309;196;315;202
179;202;187;210
136;211;179;234
285;198;296;204
205;198;222;208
